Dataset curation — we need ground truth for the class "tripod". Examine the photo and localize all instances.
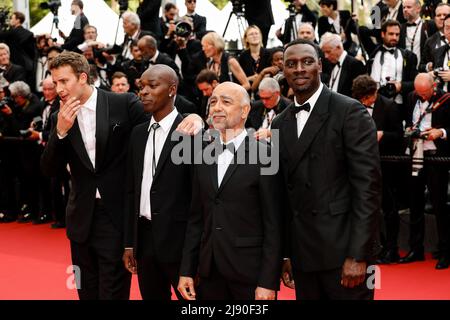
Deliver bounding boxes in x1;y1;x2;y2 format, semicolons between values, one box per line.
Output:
222;3;248;49
287;3;298;42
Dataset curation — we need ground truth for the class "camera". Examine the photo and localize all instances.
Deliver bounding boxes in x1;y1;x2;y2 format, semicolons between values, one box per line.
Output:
19;116;43;138
404;127;421;139
231;0;245;15
175;21;193;38
433;67;444;82
378;77;397;99
0;96;13;110
40;0;61;15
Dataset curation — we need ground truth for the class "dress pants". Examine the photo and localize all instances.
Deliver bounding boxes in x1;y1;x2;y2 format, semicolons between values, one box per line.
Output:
381;163;401;251
136;217;184;300
70;199;131;300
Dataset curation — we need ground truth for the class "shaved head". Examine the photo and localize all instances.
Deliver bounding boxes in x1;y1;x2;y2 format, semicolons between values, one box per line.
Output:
414;73;435;101
142;64;179;87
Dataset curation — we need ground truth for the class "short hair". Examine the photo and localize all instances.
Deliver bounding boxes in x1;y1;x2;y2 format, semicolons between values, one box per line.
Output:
243;25;263;50
165;2;177;12
196;69;219;84
122;11;141;27
49;51;91;83
46;46;63;55
72;0;84;10
352;75;378;100
201;32;225;53
0;43;10;55
13;11;25;24
259;77;280;92
381;19;401;33
83;25;97;33
284;39;321;60
319;0;338;10
111;72;128;82
9;81;31;98
319;32;343;49
139;35;157;50
130;40;139;49
270;47;283;63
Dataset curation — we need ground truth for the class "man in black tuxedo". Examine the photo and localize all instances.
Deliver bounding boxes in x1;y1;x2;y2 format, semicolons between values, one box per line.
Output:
420;3;450;72
276;0;317;45
368;20;418;116
183;0;207;39
273;39;381;300
0;43;27;84
320;32;366;98
399;0;430;69
429;14;450;93
41;51;203;299
246;77;290;140
0;11;35;82
178;82;282;300
137;0;162;40
400;73;450;269
352;75;404;264
243;0;274;47
60;0;89;52
122;65;193;300
118;12;154;63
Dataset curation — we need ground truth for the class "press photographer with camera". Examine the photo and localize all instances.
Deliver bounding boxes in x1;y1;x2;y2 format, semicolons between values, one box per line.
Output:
183;0;206;39
401;73;450;269
368;20;418;117
428;14;450;93
159;2;180;57
59;0;89;52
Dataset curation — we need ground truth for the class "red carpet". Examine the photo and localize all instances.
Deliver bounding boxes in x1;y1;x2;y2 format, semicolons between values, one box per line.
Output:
1;222;450;300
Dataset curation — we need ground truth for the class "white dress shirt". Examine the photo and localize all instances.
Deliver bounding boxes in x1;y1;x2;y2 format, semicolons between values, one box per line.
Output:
412;100;447;151
443;48;449;92
139;108;178;220
387;1;402;21
329;51;347;92
328;13;341;34
405;17;422;68
217;129;247;187
370;47;403;104
294;82;324;138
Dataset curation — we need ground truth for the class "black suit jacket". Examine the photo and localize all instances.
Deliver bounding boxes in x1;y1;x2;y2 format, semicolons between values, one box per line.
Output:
371;95;404;156
61;13;89;52
40;90;148;243
399;20;430;65
191;13;207;39
180;135;282;290
405;89;450;155
0;26;35;72
137;0;162;40
325;54;366;98
420;31;445;72
154;51;181;78
243;0;274;29
429;45;450;91
246;96;291;130
124;113;193;262
175;94;197;114
41;98;60;143
1;63;27;83
271;86;381;272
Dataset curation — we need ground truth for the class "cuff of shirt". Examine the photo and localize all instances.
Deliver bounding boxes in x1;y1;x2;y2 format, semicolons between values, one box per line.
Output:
57;131;68;139
441;129;447;140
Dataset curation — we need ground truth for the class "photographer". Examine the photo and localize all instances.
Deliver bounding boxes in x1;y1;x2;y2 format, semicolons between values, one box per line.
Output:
59;0;90;52
276;0;317;45
77;25;105;53
368;20;418;118
0;43;26;84
401;73;450;269
0;11;35;85
121;40;145;94
428;14;450;92
159;2;179;57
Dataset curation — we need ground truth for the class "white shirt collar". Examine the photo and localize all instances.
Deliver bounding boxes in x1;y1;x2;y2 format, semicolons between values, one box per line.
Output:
219;128;247;150
150;50;160;64
132;29;140;40
148;107;178;133
82;86;97;112
338;50;347;65
294;82;324;112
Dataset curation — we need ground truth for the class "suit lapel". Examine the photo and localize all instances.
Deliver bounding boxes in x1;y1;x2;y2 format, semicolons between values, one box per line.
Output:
152;113;183;182
282;103;299;162
337;57;348;94
289;87;331;174
68;119;95;172
95;90;109;171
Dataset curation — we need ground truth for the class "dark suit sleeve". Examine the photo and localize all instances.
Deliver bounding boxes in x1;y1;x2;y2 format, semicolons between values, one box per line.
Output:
40;113;69;177
124;128;137;248
257;145;282;290
126;93;148;126
179;165;204;277
343;101;382;261
401;52;418;97
379;101;403;150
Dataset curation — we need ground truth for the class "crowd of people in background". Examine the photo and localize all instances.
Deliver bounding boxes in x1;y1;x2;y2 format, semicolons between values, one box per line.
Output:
1;0;450;290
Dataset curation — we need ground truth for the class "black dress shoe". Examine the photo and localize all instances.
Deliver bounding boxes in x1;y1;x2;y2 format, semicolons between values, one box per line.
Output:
17;213;32;223
435;257;449;270
399;250;425;263
0;212;16;223
51;221;66;229
376;249;400;264
32;214;52;225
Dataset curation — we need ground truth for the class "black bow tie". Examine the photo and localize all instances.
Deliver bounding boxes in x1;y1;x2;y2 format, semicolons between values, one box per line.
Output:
220;142;235;155
382;47;396;55
291;102;311;114
406;22;417;27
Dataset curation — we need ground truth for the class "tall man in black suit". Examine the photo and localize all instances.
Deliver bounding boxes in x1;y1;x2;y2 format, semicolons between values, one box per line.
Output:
137;0;162;40
273;39;381;300
400;73;450;270
352;75;404;264
60;0;89;52
122;65;193;300
243;0;274;47
41;51;205;299
320;32;366;98
178;82;282;300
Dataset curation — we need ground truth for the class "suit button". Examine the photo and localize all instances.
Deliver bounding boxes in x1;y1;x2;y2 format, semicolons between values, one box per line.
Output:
215;227;223;231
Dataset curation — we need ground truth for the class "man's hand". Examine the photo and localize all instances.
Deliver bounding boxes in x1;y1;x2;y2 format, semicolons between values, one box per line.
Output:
392;81;402;93
254;128;271;140
341;257;367;288
122;248;137;274
377;130;384;142
262;66;280;77
255;287;276;300
0;105;12;115
176;113;203;135
57;97;81;137
27;130;41;141
177;276;196;300
438;70;450;82
281;258;295;289
421;127;444;141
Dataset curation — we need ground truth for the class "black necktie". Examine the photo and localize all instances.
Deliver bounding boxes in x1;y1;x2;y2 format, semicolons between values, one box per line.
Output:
290;102;311;114
220;142;235;155
151;122;160;177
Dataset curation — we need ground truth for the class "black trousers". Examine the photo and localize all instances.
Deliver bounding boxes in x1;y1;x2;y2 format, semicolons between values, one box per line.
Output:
136;217;183;301
70;200;131;300
197;260;257;300
409;162;449;256
292;267;374;300
381;163;401;251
